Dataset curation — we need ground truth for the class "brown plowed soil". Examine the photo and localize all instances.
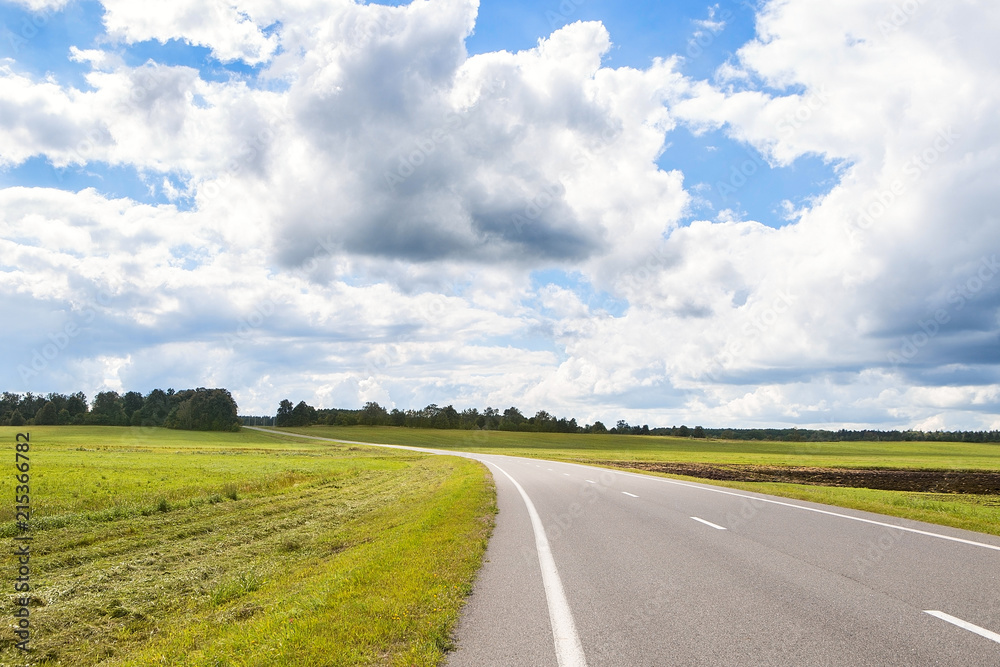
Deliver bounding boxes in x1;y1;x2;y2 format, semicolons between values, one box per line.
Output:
600;461;1000;494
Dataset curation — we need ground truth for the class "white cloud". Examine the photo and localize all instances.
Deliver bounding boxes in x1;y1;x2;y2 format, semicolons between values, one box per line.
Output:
0;65;100;168
100;0;279;64
692;4;727;34
7;0;70;10
68;46;123;71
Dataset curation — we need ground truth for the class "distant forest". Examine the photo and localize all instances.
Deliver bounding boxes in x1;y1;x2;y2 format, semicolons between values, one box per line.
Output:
244;400;1000;443
1;388;241;431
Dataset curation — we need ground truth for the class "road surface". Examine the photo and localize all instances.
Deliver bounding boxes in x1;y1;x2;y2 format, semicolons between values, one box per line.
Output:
247;429;1000;666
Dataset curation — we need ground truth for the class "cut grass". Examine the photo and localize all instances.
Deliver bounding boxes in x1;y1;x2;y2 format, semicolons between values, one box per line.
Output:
0;426;496;666
282;426;1000;538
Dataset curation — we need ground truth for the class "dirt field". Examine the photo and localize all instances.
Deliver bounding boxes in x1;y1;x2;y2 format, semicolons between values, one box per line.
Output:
603;461;1000;495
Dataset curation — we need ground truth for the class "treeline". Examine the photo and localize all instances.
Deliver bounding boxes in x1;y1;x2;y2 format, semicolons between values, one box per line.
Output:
262;399;1000;443
663;427;1000;443
1;388;241;431
270;401;608;433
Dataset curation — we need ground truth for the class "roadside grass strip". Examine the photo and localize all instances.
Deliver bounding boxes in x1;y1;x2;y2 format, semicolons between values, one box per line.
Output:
0;427;495;666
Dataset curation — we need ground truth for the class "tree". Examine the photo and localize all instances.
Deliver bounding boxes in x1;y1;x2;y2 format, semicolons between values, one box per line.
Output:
336;410;359;426
66;392;88;416
589;421;608;434
8;410;25;427
501;407;524;430
34;401;59;425
194;389;240;431
460;407;480;429
135;389;171;426
20;393;46;419
435;405;460;429
482;406;500;430
90;391;126;426
121;391;144;421
165;388;240;431
276;399;294;427
360;402;388;426
0;392;20;416
290;401;315;427
45;393;69;413
531;410;557;432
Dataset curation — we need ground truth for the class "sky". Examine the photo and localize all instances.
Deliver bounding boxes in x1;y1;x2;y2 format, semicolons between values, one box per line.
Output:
1;0;999;430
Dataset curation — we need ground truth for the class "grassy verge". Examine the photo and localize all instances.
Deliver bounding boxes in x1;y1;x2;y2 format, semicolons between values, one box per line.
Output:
282;426;1000;538
0;426;496;666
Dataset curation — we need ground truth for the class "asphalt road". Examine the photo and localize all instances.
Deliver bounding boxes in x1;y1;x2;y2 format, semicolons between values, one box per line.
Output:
247;429;1000;665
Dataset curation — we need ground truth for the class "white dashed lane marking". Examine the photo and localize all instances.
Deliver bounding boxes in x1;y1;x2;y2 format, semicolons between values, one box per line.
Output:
925;611;1000;645
691;517;727;530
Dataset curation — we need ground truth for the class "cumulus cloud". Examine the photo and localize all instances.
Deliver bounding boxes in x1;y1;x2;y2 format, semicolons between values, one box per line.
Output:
101;0;279;64
246;12;687;271
607;0;1000;426
0;185;551;415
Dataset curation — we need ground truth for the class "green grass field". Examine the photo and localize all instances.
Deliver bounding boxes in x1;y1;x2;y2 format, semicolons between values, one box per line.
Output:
281;425;1000;470
282;426;1000;537
0;426;495;666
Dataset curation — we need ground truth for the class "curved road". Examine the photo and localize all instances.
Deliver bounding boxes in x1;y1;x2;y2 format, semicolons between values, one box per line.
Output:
249;429;1000;666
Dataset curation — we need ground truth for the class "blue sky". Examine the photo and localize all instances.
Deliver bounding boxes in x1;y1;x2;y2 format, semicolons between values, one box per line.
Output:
2;0;998;429
467;0;757;72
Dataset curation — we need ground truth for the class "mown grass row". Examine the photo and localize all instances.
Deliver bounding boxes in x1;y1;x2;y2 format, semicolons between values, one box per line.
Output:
0;426;496;666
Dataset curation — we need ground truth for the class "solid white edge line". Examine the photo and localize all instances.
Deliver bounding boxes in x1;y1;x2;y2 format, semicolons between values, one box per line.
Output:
622;491;638;498
613;470;1000;553
691;516;727;530
925;611;1000;645
487;462;588;667
245;429;1000;554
